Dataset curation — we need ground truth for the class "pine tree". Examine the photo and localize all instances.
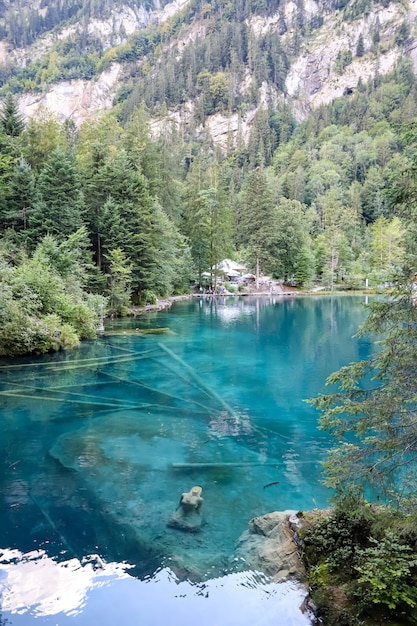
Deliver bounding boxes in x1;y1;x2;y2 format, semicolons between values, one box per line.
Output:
85;149;186;300
0;153;13;230
294;244;315;286
184;156;233;285
267;198;309;281
106;247;133;316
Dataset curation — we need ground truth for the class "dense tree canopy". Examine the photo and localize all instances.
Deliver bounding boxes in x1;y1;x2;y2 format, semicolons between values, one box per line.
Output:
0;56;417;356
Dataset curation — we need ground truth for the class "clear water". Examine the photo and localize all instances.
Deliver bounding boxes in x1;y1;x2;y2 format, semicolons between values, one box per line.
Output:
0;295;372;625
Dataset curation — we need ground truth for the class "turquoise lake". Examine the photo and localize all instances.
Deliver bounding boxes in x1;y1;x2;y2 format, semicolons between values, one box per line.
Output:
0;295;373;625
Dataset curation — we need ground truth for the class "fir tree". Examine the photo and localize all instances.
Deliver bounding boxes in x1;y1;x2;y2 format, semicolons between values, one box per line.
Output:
356;33;365;57
5;158;36;233
29;148;85;243
0;93;25;137
238;166;274;286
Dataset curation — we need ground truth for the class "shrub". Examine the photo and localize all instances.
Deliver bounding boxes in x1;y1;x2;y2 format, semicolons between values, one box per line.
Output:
300;498;417;625
355;531;417;611
140;290;158;305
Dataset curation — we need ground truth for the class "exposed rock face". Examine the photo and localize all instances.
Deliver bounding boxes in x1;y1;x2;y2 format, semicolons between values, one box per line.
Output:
286;1;409;119
19;64;123;127
151;0;191;24
10;0;417;145
232;511;306;582
154;0;417;145
6;0;191;68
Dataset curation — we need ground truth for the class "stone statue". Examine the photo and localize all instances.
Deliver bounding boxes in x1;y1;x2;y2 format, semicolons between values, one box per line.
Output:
167;486;204;532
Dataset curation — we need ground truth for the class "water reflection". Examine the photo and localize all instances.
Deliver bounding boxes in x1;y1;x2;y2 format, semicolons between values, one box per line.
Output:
0;548;130;618
0;549;314;626
0;296;373;624
198;295;289;325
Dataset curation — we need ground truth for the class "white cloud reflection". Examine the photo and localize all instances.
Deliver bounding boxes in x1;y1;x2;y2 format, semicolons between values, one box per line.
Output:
0;549;314;626
0;548;131;617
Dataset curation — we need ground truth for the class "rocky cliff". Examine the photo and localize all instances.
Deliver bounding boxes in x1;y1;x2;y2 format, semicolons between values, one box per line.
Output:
2;0;415;145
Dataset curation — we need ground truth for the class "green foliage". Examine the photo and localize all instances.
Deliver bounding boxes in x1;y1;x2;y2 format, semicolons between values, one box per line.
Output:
3;157;36;234
395;21;410;46
140;289;158;305
334;48;352;74
301;492;373;575
312;283;417;504
238;166;274;279
300;495;417;625
294;244;316;286
29;147;84;243
355;532;417;610
355;34;364;58
343;0;371;20
266;198;309;281
184;154;233;283
106;247;132;317
0;93;25;137
0;233;105;355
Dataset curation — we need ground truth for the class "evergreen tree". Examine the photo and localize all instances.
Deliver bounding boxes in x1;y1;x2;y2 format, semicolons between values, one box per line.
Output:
29;148;85;243
183;155;212;284
312;284;417;508
0;153;13;230
4;158;36;235
356;33;365;57
106;247;133;316
0;94;25;137
98;196;124;271
238;167;274;287
18;111;69;172
184;156;233;285
370;216;405;283
294;244;315;286
266;198;309;281
85;149;187;300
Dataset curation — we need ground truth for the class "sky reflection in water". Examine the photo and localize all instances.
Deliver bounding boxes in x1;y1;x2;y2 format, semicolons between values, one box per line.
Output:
0;549;313;626
0;296;372;625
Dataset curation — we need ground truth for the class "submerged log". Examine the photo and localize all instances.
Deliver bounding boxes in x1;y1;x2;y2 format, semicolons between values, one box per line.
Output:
104;327;171;336
172;462;280;469
158;343;237;417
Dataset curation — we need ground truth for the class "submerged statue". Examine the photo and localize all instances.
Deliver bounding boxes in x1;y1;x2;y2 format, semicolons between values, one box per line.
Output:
167;486;204;533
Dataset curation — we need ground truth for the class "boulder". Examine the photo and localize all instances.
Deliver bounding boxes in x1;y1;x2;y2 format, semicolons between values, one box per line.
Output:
232;511;306;581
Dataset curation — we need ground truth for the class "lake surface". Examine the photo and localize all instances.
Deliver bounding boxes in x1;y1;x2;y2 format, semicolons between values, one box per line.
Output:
0;295;372;625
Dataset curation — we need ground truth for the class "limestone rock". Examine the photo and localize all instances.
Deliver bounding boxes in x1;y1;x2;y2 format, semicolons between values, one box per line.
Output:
233;511;306;581
10;0;417;146
19;64;122;127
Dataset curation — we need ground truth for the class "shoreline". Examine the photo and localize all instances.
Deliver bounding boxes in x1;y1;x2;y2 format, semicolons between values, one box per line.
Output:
126;288;379;317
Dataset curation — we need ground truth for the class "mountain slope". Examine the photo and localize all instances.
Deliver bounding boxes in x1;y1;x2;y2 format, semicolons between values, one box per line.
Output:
0;0;415;144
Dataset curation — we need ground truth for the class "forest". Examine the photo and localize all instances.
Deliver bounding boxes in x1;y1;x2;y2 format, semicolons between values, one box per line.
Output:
1;3;417;621
1;53;415;356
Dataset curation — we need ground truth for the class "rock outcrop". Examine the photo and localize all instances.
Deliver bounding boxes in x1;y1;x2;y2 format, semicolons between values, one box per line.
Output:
18;64;123;127
9;0;417;145
233;511;306;582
